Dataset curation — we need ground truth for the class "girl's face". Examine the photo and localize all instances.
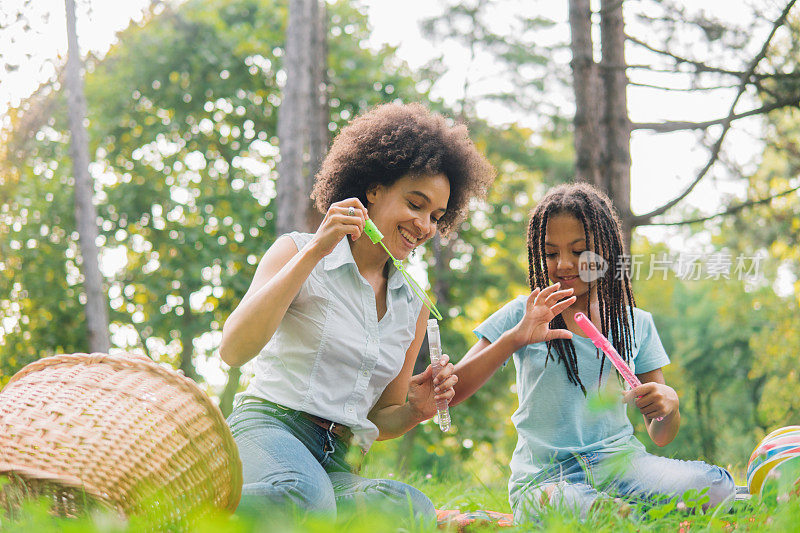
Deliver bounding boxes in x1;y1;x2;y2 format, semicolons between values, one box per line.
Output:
366;173;450;260
544;213;593;299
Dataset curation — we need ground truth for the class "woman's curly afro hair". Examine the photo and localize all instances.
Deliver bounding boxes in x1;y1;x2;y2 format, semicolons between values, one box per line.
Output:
310;103;495;235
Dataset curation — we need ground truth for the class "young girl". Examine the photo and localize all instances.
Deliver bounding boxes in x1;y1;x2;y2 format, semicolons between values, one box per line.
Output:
220;103;494;523
452;183;734;522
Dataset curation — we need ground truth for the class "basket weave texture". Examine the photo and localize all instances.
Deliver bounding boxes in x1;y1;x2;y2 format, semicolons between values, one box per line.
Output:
0;352;241;523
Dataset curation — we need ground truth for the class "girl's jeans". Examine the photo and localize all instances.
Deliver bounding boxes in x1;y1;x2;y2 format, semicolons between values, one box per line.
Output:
226;399;435;524
511;448;736;523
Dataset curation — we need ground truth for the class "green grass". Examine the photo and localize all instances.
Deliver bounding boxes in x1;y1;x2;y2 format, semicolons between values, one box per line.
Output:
2;468;799;532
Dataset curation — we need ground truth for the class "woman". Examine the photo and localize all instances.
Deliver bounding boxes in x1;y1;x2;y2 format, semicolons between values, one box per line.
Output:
220;103;495;523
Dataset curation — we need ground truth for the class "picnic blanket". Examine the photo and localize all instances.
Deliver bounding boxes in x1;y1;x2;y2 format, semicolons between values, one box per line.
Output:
435;487;750;530
436;509;514;530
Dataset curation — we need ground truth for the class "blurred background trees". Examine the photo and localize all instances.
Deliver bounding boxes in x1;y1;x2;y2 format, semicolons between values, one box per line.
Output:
1;0;799;481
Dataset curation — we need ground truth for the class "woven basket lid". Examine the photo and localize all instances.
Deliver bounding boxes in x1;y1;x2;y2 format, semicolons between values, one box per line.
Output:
0;352;241;522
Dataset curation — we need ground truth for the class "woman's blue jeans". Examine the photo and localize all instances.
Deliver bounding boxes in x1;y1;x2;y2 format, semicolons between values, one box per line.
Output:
511;448;736;523
227;399;435;524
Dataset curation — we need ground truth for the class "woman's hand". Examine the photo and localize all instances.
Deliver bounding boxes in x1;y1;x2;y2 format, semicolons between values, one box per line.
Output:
308;198;369;259
509;283;576;350
623;382;679;421
406;354;458;422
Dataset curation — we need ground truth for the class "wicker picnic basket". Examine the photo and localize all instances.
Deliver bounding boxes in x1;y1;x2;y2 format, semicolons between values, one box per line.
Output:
0;352;242;524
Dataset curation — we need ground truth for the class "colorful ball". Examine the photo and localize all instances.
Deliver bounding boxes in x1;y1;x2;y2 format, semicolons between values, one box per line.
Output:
747;425;800;495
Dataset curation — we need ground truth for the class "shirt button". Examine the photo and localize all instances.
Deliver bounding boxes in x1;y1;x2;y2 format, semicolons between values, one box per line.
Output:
347;406;354;414
361;369;369;377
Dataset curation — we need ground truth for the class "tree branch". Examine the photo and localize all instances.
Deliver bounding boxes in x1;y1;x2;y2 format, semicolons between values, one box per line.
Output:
621;61;800;82
625;34;747;77
631;96;800;132
632;0;798;225
642;185;800;226
628;81;740;92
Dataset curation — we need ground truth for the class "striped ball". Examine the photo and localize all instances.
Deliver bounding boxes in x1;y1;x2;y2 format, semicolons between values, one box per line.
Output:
747;425;800;495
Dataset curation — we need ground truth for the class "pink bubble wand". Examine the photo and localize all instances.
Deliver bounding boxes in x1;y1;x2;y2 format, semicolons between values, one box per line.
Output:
573;312;663;421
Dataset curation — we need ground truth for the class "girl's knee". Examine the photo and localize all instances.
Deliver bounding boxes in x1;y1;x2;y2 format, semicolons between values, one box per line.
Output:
700;466;735;510
513;481;598;522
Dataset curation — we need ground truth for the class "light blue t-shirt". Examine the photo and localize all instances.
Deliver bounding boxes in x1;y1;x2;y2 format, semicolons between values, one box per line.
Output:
473;296;670;501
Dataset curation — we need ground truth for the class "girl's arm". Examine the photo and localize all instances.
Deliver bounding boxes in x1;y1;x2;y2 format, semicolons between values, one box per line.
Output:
450;335;514;406
625;368;680;447
220;198;368;367
368;307;458;440
452;284;576;406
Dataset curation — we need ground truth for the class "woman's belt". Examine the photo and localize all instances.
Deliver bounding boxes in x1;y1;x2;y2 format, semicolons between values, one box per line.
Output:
239;395;353;443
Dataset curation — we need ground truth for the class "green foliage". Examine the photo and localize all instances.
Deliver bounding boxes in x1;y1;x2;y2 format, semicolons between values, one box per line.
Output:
4;468;800;532
0;89;87;384
0;0;426;392
632;238;781;465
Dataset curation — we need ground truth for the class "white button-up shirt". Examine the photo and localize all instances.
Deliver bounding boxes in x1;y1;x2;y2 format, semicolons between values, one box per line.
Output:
238;232;423;450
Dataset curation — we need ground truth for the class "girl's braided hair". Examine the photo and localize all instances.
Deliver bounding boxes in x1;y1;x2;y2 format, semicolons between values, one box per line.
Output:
526;182;636;393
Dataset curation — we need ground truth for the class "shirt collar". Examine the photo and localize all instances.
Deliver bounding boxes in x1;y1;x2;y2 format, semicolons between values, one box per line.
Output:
387;262;414;300
323;237;355;272
323;239;414;301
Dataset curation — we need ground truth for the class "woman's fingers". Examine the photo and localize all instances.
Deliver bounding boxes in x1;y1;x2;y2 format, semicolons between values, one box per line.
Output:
434;374;458;397
433;358;454;387
328;212;364;239
435;387;456;402
333;221;362;241
434;357;457;398
332;197;369;219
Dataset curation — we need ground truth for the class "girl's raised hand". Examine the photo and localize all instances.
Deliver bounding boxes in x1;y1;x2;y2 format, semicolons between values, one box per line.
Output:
510;283;576;349
308;198;369;258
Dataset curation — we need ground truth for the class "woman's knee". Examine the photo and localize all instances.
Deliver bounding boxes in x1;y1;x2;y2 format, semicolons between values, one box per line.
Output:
242;471;336;515
375;479;435;520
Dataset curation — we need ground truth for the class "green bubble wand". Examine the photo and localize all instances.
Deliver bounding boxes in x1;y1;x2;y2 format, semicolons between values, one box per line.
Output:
363;219;450;431
363;219;443;321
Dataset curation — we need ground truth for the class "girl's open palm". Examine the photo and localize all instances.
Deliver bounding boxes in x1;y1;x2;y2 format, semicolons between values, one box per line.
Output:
512;283;576;348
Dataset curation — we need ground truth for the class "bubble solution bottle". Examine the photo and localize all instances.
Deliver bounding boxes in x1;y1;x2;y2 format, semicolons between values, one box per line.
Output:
426;318;450;432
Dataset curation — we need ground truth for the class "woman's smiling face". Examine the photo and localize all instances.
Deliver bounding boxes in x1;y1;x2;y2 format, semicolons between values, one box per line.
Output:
366;173;450;260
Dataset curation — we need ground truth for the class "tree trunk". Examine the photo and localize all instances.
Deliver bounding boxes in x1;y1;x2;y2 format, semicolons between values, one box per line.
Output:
308;0;329;230
568;0;605;190
64;0;110;353
695;388;716;461
600;0;632;252
178;289;200;382
276;0;328;235
569;0;634;248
